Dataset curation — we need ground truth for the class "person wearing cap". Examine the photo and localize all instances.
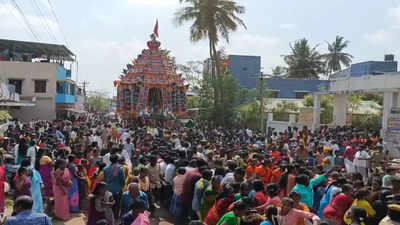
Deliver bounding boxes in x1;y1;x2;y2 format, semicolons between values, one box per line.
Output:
379;203;400;225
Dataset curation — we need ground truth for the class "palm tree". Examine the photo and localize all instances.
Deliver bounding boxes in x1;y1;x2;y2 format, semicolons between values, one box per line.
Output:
270;66;288;78
175;0;246;105
324;36;353;79
283;38;325;79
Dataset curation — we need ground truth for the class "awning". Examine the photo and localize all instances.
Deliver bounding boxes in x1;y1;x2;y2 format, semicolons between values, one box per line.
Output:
0;101;35;107
66;108;87;114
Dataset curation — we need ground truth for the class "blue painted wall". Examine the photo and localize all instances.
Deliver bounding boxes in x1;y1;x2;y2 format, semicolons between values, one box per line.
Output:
265;79;330;98
229;55;261;89
55;94;76;104
350;61;398;77
56;64;72;79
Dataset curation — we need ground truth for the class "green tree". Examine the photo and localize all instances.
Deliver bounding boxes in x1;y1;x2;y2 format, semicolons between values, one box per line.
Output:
87;91;110;113
175;0;246;105
284;38;325;79
347;94;362;114
303;95;333;124
272;101;299;121
271;66;288;78
361;93;383;106
177;60;203;92
235;100;261;128
324;36;353;79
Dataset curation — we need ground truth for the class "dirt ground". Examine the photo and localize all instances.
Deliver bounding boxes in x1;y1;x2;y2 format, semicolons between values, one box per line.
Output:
5;199;173;225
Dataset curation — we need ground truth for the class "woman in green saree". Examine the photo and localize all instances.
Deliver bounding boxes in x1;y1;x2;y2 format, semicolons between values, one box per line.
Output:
216;199;249;225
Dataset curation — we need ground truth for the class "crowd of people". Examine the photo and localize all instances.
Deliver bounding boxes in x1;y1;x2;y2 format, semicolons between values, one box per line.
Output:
0;115;399;225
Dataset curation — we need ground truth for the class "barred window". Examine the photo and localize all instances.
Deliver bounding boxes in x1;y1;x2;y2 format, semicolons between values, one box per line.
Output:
34;80;46;93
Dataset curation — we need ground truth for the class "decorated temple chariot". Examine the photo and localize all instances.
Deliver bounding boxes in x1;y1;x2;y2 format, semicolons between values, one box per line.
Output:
114;23;188;119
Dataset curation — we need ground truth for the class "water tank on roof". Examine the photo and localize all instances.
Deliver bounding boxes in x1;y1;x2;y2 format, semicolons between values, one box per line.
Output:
385;54;395;62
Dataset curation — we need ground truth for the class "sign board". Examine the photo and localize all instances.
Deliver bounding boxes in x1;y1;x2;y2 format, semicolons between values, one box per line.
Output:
385;107;400;158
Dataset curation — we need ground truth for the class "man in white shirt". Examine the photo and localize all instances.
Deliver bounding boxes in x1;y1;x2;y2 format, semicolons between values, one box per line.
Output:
93;132;103;151
123;138;134;157
331;140;340;156
246;128;253;138
26;140;37;168
353;148;370;185
103;148;121;167
70;129;77;144
121;129;130;144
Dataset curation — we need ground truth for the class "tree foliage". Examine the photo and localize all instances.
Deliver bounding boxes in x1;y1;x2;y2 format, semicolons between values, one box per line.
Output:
303;94;381;126
303;95;333;124
324;36;353;79
235;100;261;128
270;66;288;78
177;61;203;92
87;91;110;113
284;38;325;79
272;101;299;121
175;0;246;106
198;72;239;126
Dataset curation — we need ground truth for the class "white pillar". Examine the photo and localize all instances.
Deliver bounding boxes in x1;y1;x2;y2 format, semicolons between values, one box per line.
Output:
382;91;394;133
289;113;296;125
312;94;321;131
393;92;400;107
267;112;273;122
333;94;348;126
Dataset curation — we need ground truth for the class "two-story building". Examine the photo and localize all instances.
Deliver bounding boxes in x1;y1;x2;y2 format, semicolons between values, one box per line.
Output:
0;39;78;121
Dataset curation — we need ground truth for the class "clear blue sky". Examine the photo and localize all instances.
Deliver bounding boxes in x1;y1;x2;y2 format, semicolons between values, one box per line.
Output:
1;0;399;95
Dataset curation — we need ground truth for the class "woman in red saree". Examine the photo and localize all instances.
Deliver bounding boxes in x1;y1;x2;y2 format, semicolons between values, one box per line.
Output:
204;186;234;225
53;159;72;221
323;184;354;225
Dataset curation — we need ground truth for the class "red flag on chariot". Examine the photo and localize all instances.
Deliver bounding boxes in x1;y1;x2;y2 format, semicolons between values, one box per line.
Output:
154;19;159;37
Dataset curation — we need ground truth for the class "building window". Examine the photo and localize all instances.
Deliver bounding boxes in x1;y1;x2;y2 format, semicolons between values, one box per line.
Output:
8;79;22;94
57;82;65;94
295;91;309;99
34;80;46;93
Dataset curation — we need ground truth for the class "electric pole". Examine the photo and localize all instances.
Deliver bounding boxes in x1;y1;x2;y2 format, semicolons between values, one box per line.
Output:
80;81;89;111
252;72;270;135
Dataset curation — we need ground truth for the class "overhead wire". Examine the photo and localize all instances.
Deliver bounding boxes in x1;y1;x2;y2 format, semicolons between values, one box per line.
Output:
31;0;58;43
46;0;70;48
9;0;41;41
0;0;35;40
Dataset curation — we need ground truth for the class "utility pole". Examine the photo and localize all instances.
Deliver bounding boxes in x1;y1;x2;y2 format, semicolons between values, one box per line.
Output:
259;72;265;135
252;72;270;135
80;81;89;111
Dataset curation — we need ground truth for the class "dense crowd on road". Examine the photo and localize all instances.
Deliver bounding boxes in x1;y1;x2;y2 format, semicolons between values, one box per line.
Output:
0;115;399;225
